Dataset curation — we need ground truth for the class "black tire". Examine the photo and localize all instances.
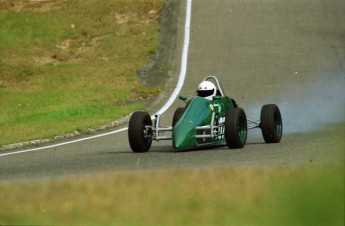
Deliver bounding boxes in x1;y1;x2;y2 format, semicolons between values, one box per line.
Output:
225;108;247;149
260;104;283;143
128;111;153;152
172;107;185;126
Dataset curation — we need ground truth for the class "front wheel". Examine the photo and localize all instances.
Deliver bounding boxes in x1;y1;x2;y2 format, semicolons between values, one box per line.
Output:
128;111;153;152
225;108;247;149
260;104;283;143
172;107;185;126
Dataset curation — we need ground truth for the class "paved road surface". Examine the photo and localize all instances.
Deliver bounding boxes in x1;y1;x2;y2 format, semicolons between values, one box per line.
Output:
1;0;344;181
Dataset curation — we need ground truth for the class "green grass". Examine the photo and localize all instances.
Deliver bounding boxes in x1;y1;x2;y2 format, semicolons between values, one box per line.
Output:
267;168;344;226
0;166;343;225
0;0;163;146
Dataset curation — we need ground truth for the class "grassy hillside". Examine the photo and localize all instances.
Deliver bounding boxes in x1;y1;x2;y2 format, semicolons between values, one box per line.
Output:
0;0;163;146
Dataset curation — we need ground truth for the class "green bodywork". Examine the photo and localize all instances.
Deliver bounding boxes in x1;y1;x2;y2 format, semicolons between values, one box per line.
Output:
173;96;237;149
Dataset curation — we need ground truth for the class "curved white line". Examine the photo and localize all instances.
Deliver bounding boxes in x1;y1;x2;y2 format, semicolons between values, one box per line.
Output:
0;0;193;158
0;128;128;157
153;0;192;116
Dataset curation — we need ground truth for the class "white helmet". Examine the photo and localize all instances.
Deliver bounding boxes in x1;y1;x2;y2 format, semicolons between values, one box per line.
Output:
197;81;216;100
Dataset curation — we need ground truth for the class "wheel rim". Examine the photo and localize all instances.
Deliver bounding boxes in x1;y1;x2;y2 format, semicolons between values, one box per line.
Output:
143;125;152;147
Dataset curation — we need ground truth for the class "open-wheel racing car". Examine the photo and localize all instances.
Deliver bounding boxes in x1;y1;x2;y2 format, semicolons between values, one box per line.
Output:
128;76;283;152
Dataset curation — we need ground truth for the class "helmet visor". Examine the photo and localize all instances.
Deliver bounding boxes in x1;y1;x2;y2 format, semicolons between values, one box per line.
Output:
197;89;215;98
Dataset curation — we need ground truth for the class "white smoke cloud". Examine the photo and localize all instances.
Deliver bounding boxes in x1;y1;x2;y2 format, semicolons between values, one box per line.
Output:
245;72;345;135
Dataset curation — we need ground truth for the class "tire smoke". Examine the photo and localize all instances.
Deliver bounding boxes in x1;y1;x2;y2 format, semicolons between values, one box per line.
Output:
246;72;345;135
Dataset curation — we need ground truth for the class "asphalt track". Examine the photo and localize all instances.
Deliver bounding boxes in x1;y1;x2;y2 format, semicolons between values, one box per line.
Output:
1;0;344;181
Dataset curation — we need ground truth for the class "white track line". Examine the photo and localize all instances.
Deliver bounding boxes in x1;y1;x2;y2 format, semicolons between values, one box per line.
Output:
0;128;128;157
153;0;192;116
0;0;193;158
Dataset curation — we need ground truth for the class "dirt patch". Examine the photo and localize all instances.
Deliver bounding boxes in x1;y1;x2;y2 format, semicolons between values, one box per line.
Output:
0;0;66;12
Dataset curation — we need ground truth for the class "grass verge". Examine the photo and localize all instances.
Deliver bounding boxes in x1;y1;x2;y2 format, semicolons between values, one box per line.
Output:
0;166;343;225
0;0;163;146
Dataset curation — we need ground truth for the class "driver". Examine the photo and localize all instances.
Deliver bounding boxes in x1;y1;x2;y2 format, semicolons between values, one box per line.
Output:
197;81;217;100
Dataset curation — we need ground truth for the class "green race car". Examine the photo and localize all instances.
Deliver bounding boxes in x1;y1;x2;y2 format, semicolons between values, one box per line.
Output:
128;76;283;152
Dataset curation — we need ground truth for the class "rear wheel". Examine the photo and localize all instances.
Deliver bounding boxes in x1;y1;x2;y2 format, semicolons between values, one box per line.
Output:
225;108;247;149
128;111;153;152
260;104;283;143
